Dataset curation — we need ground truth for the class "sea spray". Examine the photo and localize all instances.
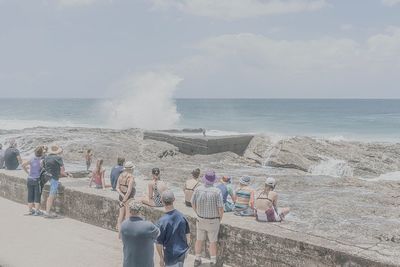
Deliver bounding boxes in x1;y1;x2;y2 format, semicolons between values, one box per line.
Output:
104;71;182;130
309;157;354;178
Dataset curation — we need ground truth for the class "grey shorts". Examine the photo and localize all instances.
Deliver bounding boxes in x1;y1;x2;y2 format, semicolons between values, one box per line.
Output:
196;217;220;242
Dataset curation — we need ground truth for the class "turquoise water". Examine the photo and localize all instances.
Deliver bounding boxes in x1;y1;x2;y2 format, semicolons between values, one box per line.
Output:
0;98;399;141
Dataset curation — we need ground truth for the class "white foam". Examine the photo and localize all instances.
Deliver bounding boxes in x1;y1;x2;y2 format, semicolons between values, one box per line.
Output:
0;119;91;130
309;157;354;178
103;71;182;130
366;171;400;182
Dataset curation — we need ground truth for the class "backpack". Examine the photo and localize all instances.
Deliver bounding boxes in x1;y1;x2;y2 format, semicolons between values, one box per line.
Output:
39;157;52;191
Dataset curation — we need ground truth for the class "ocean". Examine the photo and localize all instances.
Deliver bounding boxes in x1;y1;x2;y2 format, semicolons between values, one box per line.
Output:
0;98;399;142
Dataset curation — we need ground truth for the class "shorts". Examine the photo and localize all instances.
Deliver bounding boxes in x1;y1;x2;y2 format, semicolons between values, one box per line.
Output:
27;179;41;203
196;217;220;242
49;178;59;196
256;208;282;222
224;201;235;212
234;206;255;217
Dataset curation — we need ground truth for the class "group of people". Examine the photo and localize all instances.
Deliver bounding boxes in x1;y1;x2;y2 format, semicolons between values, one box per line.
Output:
1;141;290;267
184;169;290;222
110;159;290;267
0;141;67;218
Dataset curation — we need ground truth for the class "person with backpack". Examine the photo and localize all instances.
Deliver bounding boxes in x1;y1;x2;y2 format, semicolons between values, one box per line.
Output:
22;146;44;216
43;145;65;218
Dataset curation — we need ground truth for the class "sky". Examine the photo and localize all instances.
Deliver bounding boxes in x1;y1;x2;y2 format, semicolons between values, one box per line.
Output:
0;0;399;98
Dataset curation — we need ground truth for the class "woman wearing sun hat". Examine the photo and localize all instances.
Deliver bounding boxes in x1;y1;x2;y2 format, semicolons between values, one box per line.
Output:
234;176;255;216
116;161;136;232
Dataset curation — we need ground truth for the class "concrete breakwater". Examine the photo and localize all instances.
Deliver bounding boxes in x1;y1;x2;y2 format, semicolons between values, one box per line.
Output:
1;170;397;267
143;131;254;156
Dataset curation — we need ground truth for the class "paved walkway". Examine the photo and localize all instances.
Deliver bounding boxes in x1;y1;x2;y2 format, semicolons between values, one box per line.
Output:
0;198;205;267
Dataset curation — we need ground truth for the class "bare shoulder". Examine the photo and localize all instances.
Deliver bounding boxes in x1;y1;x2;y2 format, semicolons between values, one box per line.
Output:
270;191;278;199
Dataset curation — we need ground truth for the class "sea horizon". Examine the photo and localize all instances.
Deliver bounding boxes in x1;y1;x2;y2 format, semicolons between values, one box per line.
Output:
0;98;399;143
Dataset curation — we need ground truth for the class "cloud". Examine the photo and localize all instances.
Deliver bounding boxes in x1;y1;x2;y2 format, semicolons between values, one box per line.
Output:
57;0;110;7
150;0;329;19
382;0;400;6
174;28;400;97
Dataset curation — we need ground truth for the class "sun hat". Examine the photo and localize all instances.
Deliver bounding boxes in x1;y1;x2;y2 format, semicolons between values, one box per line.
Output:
124;161;135;169
202;170;217;185
48;144;63;155
161;190;175;204
239;176;251;186
265;177;276;188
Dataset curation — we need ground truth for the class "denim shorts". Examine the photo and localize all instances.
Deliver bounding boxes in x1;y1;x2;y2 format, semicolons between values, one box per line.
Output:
49;178;59;195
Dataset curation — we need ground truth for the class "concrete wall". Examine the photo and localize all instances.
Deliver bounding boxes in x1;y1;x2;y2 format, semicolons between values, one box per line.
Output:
144;132;254;156
0;171;396;267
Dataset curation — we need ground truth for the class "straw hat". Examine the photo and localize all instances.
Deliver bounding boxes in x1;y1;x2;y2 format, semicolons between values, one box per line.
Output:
48;144;63;155
124;161;135;169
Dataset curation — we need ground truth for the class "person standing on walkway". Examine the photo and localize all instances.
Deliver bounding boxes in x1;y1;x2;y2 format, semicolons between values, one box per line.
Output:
156;191;190;267
22;146;44;216
110;157;125;191
43;145;65;218
120;202;160;267
191;170;224;267
4;139;22;170
117;161;136;232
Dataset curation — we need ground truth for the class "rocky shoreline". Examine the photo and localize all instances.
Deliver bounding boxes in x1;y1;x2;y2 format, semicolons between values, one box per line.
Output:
3;126;399;180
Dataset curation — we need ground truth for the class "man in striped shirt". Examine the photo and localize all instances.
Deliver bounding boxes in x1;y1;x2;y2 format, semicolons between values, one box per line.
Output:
191;170;224;267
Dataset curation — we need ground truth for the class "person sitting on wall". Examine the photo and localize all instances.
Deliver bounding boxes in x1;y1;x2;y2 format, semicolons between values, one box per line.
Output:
216;176;236;212
4;139;22;170
183;168;201;207
89;159;110;190
234;176;255;216
141;168;168;207
255;177;290;222
110;157;125;191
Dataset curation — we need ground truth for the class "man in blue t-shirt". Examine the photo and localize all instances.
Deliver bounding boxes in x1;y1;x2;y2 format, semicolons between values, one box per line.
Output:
156;191;191;267
110;157;125;191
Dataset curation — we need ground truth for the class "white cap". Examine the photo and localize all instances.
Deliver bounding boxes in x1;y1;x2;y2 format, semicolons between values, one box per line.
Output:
265;177;276;187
